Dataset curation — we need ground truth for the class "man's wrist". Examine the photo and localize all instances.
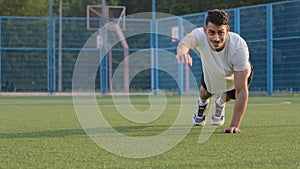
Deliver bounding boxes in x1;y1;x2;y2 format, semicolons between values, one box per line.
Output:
230;124;240;128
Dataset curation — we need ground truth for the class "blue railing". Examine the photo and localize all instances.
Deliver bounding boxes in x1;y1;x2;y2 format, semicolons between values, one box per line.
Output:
0;1;299;95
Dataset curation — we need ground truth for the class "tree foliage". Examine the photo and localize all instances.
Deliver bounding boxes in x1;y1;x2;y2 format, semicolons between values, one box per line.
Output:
0;0;49;16
0;0;284;17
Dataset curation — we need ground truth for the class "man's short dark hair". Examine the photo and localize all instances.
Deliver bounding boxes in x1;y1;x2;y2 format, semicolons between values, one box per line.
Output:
205;9;229;26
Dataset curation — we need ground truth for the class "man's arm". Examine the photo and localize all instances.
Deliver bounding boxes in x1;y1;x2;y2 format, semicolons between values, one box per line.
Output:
176;33;197;67
223;68;249;133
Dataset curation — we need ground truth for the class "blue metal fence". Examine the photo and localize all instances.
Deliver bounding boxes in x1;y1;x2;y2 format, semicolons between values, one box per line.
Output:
0;17;48;92
0;1;299;95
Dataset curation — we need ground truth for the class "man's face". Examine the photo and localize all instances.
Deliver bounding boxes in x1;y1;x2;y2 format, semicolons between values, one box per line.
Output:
204;22;229;52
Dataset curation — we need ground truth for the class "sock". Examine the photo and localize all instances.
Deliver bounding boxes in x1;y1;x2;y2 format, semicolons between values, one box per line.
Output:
216;96;225;106
198;97;208;106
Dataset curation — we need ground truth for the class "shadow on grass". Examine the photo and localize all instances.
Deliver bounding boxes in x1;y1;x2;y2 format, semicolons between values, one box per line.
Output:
2;124;297;139
0;125;192;139
0;128;86;138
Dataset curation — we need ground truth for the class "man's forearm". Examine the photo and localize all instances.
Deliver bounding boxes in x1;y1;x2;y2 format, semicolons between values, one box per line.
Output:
177;42;190;54
177;33;197;54
230;89;248;128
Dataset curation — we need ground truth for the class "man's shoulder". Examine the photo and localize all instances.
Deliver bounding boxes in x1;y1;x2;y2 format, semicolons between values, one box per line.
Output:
228;31;248;46
190;27;206;41
228;31;244;40
191;27;205;35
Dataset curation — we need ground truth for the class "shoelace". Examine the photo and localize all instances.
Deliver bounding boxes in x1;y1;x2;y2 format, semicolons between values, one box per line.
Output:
197;105;206;117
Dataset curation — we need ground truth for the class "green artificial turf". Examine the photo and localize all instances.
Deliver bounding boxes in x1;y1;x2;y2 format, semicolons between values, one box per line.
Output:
0;96;299;168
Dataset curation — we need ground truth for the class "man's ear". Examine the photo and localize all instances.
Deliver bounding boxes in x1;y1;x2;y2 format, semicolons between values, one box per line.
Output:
204;26;207;32
227;25;230;32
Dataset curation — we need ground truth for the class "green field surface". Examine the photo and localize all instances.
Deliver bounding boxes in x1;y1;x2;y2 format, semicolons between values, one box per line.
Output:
0;96;299;169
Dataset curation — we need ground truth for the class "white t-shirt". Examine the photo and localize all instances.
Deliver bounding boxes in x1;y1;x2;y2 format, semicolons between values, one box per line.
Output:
181;27;251;93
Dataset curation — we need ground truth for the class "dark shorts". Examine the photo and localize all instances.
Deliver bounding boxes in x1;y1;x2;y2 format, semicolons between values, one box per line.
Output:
201;64;254;100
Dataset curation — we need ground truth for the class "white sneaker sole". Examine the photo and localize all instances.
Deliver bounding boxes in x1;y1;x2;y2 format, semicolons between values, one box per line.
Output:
210;117;225;126
193;121;206;126
193;114;206;126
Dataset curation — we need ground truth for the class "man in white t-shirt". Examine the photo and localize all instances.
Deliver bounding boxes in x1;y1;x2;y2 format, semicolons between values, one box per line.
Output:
176;9;253;133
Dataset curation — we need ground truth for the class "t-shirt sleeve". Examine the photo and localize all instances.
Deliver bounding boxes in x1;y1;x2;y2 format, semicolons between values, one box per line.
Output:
180;28;206;50
231;38;250;71
180;33;198;50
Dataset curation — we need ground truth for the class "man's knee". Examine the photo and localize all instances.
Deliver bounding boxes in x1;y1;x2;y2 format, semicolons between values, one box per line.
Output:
200;86;212;100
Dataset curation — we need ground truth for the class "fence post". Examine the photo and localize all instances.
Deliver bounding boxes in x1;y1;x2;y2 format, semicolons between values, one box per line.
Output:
178;17;184;94
58;0;63;92
52;18;56;94
47;0;55;95
234;8;240;34
151;1;158;95
154;20;159;95
46;0;57;95
0;17;1;93
150;22;158;95
267;4;273;95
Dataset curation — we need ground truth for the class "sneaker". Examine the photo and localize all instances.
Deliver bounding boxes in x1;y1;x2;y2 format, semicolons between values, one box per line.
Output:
211;97;225;125
193;99;208;126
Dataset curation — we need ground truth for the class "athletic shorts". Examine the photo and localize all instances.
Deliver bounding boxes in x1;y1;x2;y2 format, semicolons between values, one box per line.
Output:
201;64;254;100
